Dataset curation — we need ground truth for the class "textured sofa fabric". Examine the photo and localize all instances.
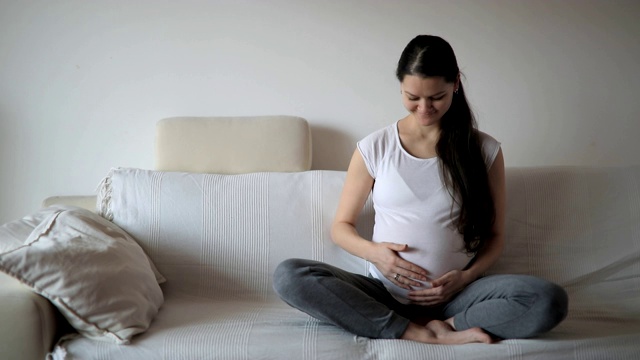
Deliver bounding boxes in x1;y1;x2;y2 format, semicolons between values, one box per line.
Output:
48;166;640;359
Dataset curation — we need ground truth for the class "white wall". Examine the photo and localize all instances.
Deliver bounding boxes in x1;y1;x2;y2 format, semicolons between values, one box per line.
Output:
1;0;639;224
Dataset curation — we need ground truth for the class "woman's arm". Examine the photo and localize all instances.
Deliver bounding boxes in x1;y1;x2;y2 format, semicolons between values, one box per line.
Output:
332;149;428;289
408;148;506;304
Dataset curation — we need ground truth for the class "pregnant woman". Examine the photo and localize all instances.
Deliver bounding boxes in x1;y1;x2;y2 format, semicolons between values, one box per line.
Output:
273;35;568;344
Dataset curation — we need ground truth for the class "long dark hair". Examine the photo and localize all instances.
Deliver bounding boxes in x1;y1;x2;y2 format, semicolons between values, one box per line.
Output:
396;35;495;254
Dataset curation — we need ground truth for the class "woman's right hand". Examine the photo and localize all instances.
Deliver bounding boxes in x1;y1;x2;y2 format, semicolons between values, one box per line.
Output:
369;242;429;290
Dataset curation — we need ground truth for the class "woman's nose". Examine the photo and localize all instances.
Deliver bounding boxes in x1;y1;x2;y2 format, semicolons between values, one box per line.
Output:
416;99;431;112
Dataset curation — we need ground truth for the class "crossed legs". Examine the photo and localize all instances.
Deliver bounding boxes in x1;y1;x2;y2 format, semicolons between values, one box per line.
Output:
273;259;567;343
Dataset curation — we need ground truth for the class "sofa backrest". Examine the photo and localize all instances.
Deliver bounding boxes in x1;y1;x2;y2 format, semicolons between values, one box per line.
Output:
99;168;371;300
99;166;640;306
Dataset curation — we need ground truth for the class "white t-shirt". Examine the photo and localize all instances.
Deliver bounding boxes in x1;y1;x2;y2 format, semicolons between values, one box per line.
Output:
357;121;501;303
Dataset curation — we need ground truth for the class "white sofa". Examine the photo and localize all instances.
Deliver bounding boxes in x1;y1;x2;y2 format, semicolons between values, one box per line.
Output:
1;117;639;359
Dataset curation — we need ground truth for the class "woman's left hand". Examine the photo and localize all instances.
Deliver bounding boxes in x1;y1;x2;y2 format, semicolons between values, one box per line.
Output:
407;270;473;306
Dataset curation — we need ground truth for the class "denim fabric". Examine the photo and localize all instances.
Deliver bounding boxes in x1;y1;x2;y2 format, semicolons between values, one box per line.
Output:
273;259;568;339
444;274;569;338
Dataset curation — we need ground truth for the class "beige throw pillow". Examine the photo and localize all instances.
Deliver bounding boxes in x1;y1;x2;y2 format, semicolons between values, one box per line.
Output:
0;206;164;344
0;205;166;284
0;206;61;253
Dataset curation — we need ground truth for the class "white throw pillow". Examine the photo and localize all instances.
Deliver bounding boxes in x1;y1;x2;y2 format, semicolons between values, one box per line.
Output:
0;205;164;344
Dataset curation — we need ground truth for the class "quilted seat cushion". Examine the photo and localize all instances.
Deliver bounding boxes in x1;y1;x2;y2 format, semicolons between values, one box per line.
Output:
56;293;640;359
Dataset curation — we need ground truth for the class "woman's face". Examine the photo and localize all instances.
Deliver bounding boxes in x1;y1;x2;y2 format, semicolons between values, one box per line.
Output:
400;75;458;127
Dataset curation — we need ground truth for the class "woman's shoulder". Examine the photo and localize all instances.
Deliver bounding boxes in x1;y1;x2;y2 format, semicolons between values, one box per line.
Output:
358;122;397;148
356;122;398;178
476;130;499;146
475;130;501;169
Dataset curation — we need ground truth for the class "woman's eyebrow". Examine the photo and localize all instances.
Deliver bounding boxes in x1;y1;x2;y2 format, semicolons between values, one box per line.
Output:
404;90;447;98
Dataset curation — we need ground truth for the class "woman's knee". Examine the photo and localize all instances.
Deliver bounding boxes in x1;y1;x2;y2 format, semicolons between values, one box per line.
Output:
513;276;569;337
273;258;306;293
481;275;569;338
535;280;569;331
274;258;307;277
273;258;323;299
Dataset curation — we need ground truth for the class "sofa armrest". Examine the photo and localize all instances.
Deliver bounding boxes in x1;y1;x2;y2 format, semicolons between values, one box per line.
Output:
0;273;59;360
42;196;97;211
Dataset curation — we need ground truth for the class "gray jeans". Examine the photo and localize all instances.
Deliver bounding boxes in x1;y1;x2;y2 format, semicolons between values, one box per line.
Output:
273;258;568;339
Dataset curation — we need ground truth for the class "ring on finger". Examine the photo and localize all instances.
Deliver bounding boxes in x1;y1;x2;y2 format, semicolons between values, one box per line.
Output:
394;273;400;281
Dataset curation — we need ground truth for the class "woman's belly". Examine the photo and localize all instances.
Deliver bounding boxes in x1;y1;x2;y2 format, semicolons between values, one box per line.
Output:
370;223;473;303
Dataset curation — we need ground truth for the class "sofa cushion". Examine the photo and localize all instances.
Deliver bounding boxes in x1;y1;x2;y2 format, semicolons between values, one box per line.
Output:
0;206;164;344
54;295;640;359
155;116;312;174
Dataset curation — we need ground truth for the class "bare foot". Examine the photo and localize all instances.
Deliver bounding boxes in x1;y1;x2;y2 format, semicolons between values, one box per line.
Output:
444;316;456;329
401;320;492;345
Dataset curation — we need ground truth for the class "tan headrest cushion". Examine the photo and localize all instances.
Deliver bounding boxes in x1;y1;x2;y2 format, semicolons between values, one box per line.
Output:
155;116;312;174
